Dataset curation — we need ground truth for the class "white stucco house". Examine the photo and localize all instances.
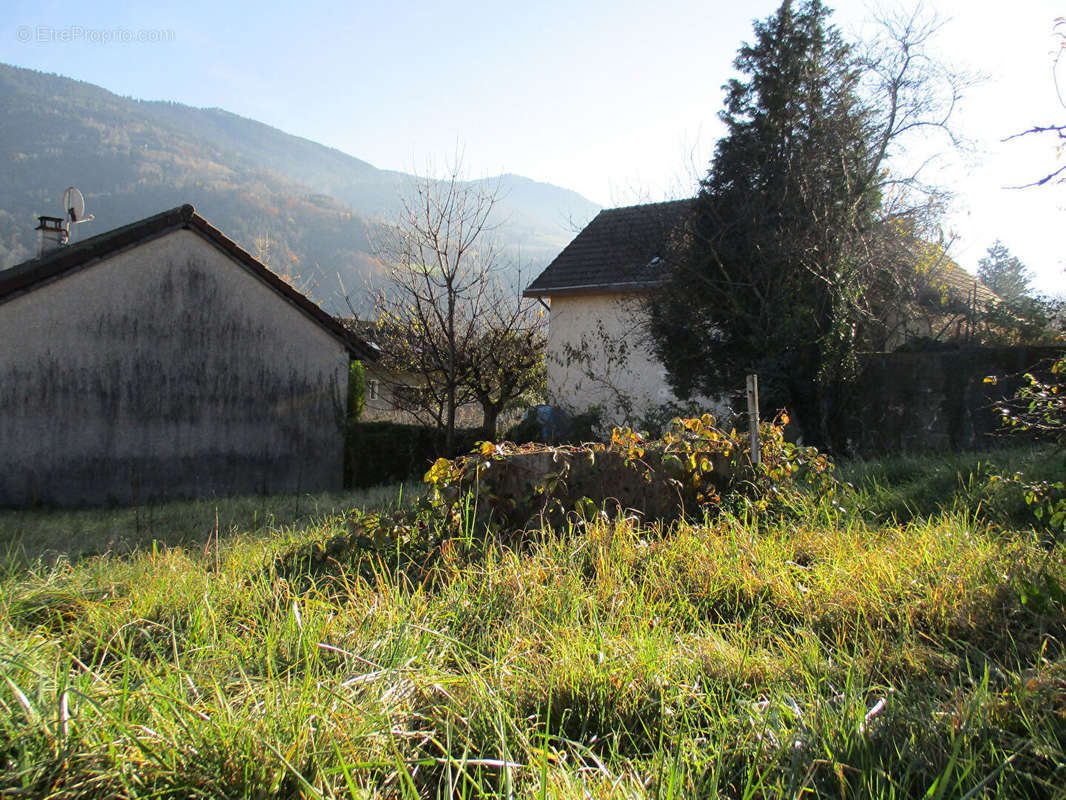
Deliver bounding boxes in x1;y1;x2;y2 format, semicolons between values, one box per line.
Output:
522;199;708;426
0;204;376;506
523;199;1000;428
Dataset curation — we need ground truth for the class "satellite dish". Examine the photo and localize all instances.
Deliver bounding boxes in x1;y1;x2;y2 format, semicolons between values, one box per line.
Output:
62;186;93;225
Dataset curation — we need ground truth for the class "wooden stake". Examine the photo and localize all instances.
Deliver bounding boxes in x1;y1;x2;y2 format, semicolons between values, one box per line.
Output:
746;374;760;467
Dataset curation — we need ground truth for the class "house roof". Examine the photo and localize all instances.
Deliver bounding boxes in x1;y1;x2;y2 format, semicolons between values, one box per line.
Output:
523;199;693;298
524;198;998;307
336;317;384;358
0;204;378;361
927;259;1000;306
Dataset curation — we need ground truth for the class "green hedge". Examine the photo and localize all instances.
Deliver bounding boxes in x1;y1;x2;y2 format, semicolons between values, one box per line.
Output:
344;422;483;488
347;361;366;422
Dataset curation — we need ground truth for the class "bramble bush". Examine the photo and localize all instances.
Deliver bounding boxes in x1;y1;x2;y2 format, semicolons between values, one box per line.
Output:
990;354;1066;538
997;356;1066;446
425;413;836;536
285;415;838;576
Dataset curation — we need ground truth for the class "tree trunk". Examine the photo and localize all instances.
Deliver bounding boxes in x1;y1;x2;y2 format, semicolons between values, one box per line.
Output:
446;280;457;456
480;403;500;442
445;388;456;456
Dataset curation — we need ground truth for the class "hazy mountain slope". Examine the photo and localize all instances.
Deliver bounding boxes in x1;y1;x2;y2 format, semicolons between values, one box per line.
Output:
0;65;382;312
0;63;600;313
136;102;402;217
135;102;600;248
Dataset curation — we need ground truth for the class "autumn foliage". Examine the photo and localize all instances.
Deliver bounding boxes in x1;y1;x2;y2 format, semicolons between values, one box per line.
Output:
424;415;835;536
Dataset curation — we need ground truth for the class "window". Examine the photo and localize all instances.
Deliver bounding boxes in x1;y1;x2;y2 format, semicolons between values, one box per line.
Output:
367;380;379;400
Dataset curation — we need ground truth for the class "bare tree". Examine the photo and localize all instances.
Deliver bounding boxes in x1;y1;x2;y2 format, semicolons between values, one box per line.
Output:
838;5;987;354
370;165;545;450
859;6;976;200
464;284;546;439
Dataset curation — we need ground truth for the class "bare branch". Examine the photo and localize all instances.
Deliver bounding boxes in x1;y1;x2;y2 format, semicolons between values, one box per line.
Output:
858;4;978;204
1003;124;1066;142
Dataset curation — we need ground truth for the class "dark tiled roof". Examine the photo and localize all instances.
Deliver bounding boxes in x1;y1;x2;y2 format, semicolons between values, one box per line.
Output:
336;317;384;358
524;198;999;308
523;199;693;297
0;204;377;361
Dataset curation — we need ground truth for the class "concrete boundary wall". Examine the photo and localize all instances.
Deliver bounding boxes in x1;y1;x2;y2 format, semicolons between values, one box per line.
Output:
840;346;1064;455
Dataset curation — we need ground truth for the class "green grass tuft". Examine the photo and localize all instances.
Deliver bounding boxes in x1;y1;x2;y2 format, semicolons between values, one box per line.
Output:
1;454;1065;798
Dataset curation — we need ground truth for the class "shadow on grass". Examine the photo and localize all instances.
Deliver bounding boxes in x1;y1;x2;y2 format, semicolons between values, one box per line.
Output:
0;482;421;566
837;444;1063;527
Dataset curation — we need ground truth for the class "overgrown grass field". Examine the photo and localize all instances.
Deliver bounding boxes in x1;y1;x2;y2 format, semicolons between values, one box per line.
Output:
1;447;1064;798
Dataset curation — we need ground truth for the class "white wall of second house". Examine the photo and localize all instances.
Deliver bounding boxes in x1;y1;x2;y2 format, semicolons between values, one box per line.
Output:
544;291;716;426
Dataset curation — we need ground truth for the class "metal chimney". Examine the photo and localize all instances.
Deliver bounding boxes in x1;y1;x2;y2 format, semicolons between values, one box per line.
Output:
35;216;68;257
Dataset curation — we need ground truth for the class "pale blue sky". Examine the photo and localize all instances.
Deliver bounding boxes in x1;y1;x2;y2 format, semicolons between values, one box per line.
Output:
1;0;1062;292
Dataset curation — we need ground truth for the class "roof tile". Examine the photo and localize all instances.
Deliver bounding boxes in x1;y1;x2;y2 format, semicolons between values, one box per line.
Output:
524;199;693;296
524;199;998;310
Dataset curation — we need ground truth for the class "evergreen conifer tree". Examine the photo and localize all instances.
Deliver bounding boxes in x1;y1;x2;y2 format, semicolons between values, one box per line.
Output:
977;240;1032;302
650;0;880;445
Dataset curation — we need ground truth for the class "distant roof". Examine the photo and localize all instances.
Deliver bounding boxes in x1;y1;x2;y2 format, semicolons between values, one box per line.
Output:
0;204;377;361
336;317;384;357
928;259;1000;306
523;199;693;297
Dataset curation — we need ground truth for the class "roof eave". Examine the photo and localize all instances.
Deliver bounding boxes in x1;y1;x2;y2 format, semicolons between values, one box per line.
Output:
0;204;379;362
523;279;663;299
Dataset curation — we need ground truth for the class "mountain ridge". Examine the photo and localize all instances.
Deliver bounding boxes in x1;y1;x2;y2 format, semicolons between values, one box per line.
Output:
0;62;600;314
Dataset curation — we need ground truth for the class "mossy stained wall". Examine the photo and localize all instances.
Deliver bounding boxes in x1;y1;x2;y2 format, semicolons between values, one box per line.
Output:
0;229;348;506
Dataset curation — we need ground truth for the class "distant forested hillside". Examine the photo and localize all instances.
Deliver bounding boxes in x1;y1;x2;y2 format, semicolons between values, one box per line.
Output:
0;64;599;313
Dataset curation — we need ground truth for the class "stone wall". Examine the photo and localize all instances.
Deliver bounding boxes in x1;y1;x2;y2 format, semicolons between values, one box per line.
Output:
840;346;1064;456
